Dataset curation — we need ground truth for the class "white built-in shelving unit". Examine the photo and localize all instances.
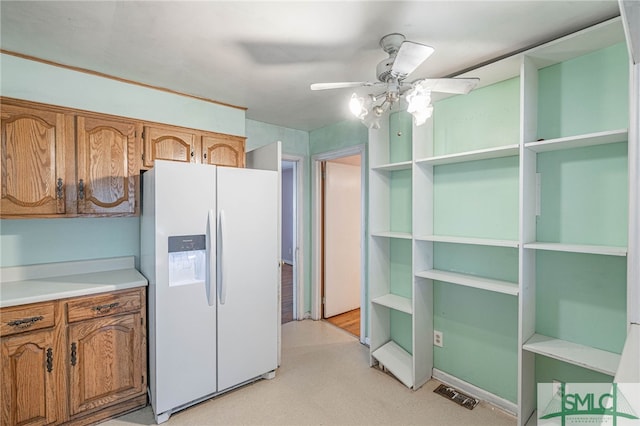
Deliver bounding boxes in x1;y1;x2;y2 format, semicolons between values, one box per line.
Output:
368;16;639;426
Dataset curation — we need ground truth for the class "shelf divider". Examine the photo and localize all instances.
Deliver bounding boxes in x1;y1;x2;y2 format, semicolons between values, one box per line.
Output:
415;234;519;248
524;129;628;152
371;160;413;171
371;293;413;314
371;340;414;388
415;269;519;296
523;242;627;256
416;144;519;166
523;333;621;376
371;231;412;240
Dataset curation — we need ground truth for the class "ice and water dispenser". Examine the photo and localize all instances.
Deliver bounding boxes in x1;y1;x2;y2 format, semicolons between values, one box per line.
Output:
168;235;206;286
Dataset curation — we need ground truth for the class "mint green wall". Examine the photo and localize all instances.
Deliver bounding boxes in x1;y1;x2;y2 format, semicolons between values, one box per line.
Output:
428;75;521;405
537;142;628;246
1;218;139;267
390;238;412;354
434;77;520;154
390;170;412;233
389;112;413;162
537;43;629;140
433;156;519;240
245;119;313;314
0;54;244;269
432;243;519;403
536;251;627;353
535;356;614;384
309;120;368;156
434;283;519;402
0;54;245;135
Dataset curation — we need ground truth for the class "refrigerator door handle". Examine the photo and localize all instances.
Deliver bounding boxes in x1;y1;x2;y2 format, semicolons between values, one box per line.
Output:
218;209;227;305
206;209;216;307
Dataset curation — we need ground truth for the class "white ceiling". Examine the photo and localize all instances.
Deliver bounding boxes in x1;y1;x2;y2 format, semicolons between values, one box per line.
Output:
0;1;621;131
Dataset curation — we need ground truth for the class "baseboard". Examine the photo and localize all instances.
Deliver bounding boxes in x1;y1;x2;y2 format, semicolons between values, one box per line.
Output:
432;368;517;416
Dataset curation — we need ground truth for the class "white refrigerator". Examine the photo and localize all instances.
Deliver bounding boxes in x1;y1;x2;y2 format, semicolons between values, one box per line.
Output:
141;159;279;424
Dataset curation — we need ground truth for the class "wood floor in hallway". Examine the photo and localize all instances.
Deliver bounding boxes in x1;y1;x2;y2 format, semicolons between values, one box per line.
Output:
326;308;360;337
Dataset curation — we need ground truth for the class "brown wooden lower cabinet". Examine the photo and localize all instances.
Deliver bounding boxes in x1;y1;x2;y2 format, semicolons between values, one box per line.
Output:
0;287;147;426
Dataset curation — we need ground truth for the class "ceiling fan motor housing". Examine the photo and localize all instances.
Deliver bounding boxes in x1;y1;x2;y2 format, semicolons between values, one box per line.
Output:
377;33;406;82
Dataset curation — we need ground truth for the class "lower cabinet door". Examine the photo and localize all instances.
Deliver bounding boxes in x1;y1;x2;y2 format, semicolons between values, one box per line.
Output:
67;313;144;417
1;329;60;426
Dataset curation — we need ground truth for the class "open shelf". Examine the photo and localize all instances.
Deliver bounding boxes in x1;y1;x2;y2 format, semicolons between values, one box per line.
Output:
371;294;412;315
371;160;412;171
371;340;413;388
416;269;519;296
371;231;412;240
523;333;621;376
415;234;519;248
524;129;628;153
416;144;519;166
523;242;627;257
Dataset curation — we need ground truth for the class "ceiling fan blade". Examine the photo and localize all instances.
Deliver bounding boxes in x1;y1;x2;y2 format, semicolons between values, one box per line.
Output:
310;82;370;91
391;41;435;78
416;78;480;94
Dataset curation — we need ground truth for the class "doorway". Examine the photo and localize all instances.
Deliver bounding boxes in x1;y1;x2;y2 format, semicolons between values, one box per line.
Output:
281;156;304;324
312;145;365;342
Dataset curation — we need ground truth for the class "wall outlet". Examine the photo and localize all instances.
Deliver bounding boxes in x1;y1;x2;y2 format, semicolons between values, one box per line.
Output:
434;330;444;347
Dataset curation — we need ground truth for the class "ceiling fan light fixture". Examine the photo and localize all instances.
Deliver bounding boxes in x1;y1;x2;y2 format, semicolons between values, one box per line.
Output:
406;85;433;126
349;93;368;119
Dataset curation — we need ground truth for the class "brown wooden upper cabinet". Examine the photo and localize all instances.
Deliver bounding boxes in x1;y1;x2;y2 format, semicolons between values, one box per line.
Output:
1;103;73;216
142;125;198;168
0;99;141;218
202;133;245;168
76;115;138;215
143;124;245;169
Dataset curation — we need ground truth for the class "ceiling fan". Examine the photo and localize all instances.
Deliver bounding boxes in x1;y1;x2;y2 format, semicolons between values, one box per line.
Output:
310;33;480;128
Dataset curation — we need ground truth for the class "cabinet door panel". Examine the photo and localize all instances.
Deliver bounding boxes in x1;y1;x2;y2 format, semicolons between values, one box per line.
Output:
68;313;143;417
1;330;59;426
76;116;137;215
202;134;245;167
143;126;198;167
1;105;67;216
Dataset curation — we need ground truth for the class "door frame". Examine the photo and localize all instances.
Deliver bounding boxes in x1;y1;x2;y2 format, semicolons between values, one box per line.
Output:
311;144;366;343
281;154;305;320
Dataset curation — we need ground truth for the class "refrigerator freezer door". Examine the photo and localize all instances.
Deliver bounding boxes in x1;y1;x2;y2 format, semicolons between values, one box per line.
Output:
216;166;279;391
149;161;218;415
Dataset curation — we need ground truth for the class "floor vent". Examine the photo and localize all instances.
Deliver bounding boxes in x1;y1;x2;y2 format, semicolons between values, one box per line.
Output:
433;384;479;410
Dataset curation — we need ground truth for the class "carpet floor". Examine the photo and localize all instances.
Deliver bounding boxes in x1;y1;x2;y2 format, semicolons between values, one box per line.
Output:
103;320;516;426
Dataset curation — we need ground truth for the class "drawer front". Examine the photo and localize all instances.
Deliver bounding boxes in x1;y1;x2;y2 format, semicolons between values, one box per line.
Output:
0;302;56;337
67;289;142;323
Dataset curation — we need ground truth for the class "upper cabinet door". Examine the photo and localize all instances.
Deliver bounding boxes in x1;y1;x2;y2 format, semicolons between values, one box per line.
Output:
76;116;138;215
1;104;69;216
202;133;245;168
143;125;198;168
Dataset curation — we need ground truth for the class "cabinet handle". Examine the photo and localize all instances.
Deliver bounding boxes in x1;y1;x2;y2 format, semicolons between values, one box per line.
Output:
7;315;44;329
70;342;77;366
92;302;120;313
78;179;85;200
204;153;207;159
56;178;64;200
46;348;53;373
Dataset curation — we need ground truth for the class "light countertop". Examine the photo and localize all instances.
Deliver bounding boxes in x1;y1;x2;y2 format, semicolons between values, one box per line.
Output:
0;257;148;308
